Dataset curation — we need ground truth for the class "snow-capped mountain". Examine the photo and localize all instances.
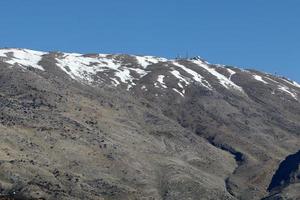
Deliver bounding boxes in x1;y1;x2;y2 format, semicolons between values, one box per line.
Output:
0;48;299;200
0;48;299;100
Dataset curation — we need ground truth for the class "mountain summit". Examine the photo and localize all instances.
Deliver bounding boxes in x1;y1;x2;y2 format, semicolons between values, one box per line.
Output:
0;48;299;200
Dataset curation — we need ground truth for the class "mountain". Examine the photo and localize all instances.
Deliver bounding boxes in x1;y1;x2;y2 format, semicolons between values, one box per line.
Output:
0;48;299;200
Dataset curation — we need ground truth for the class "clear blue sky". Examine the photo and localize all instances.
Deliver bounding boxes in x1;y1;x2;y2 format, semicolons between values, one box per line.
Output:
0;0;299;82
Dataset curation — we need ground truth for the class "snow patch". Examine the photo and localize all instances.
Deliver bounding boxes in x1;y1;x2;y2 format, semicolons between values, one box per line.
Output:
279;78;300;89
56;53;116;81
157;75;167;89
226;68;236;80
0;49;45;71
135;56;167;68
172;88;184;97
178;82;184;89
263;76;298;99
292;81;300;88
141;85;148;91
172;62;212;89
278;86;298;100
170;70;190;85
253;75;268;84
265;77;280;84
130;68;148;77
56;53;147;89
111;78;120;87
192;60;243;92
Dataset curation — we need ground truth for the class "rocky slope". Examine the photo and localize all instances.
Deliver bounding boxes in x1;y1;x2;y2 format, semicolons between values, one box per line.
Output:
0;48;299;200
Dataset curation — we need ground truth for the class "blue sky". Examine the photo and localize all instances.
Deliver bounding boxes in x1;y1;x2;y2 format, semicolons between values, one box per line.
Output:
0;0;299;81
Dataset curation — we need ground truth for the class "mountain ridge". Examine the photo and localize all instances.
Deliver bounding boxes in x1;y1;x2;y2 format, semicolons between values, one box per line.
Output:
0;48;299;200
0;48;299;98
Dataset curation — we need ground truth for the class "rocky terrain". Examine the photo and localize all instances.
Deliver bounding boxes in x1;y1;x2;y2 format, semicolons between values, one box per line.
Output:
0;48;299;200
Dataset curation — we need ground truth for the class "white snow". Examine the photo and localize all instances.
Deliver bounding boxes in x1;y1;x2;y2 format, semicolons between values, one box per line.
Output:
178;82;184;88
4;48;299;101
0;49;45;70
172;88;184;97
55;53;148;89
253;75;268;84
110;78;120;87
114;69;131;84
192;60;243;92
56;53;117;81
263;76;298;99
135;56;167;68
292;81;300;88
170;70;190;85
278;85;297;100
157;75;167;89
0;50;7;57
265;77;280;84
266;76;299;89
226;68;236;80
177;82;186;94
279;78;300;89
172;62;211;89
141;85;147;91
129;68;148;77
